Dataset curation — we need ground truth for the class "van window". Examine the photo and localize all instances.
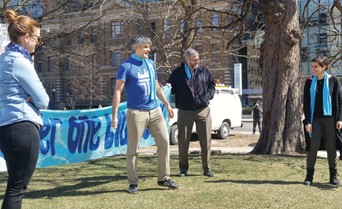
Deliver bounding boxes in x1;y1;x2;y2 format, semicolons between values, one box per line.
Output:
220;89;234;95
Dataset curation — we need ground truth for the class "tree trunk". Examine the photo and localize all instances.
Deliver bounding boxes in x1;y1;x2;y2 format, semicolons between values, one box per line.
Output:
251;0;305;154
178;0;199;54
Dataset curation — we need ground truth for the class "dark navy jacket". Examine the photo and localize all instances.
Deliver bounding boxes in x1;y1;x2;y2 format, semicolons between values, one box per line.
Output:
168;62;216;110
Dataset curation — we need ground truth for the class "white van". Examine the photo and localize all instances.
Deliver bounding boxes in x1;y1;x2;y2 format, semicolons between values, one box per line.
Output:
169;86;243;145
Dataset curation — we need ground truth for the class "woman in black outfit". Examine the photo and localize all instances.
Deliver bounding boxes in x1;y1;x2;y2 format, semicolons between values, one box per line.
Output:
303;56;342;186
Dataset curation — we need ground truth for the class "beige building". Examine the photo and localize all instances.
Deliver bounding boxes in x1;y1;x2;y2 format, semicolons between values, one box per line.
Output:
36;0;236;109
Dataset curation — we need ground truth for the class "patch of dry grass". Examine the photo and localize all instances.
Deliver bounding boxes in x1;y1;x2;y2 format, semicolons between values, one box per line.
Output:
1;153;341;209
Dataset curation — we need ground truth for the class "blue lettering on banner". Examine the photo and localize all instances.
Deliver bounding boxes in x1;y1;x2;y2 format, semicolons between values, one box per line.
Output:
67;116;101;154
0;86;172;170
39;118;62;156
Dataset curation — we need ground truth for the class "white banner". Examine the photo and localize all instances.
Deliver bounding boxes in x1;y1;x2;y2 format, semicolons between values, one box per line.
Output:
234;63;242;95
0;23;10;54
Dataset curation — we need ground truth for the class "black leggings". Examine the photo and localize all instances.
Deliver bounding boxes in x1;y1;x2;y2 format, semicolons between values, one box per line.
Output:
0;121;40;209
307;117;337;170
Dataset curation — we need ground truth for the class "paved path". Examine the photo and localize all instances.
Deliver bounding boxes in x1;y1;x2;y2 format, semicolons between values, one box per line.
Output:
139;142;332;159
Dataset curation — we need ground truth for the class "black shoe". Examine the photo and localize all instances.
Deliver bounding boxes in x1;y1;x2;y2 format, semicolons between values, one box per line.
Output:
203;171;214;177
179;172;188;177
330;177;340;186
127;184;138;194
157;179;178;189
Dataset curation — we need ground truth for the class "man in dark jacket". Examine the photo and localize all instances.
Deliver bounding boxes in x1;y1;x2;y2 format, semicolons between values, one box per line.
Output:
168;48;216;177
252;101;262;134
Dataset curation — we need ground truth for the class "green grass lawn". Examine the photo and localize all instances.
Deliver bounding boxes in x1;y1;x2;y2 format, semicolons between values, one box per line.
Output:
0;154;341;209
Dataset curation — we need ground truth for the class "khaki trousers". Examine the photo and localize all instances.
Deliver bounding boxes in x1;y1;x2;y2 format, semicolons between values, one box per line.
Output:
177;107;212;173
126;107;170;185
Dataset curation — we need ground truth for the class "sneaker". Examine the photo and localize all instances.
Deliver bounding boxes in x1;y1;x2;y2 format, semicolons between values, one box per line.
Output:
127;184;138;194
203;171;214;177
303;180;312;186
157;179;178;189
179;172;188;177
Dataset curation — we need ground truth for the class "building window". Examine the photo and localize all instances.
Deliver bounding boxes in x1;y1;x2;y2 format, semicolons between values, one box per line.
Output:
112;52;123;67
79;32;84;45
300;47;308;62
149;51;156;61
196;19;203;33
47;56;52;72
111;22;123;38
66;34;72;45
164;19;171;36
136;24;142;34
180;19;185;34
318;32;327;43
319;13;328;24
111;77;116;96
35;61;42;72
150;22;156;30
211;43;218;62
194;45;202;54
67;57;72;71
211;43;218;52
211;14;219;31
91;28;97;43
92;54;97;67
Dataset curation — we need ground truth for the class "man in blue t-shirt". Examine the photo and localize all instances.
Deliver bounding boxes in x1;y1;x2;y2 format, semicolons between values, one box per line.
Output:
111;35;178;194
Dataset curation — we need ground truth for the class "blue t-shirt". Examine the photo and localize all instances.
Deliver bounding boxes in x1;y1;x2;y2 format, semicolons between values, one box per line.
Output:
117;54;158;110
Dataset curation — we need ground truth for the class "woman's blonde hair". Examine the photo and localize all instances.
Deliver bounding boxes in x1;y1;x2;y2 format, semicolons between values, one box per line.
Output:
3;9;40;43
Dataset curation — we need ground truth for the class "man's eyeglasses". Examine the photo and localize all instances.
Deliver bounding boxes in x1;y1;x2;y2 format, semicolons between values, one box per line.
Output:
190;58;201;62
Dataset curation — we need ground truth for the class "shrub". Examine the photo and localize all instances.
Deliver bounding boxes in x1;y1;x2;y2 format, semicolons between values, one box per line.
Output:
242;106;253;115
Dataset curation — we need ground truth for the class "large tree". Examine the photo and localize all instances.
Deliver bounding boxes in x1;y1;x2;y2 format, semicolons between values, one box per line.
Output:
251;0;303;154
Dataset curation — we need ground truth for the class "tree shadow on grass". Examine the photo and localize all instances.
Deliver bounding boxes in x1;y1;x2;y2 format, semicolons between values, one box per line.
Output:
19;174;170;199
208;179;299;185
0;155;182;200
17;175;126;199
12;171;171;199
207;179;338;190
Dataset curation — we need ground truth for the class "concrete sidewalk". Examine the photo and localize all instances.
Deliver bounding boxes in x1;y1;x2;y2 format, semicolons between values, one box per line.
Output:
139;143;332;159
139;146;254;156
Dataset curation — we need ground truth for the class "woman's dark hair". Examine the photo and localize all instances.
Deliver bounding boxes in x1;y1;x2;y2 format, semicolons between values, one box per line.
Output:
311;56;330;71
3;9;40;43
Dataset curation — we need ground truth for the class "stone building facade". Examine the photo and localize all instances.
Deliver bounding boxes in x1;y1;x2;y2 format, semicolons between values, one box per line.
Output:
36;0;235;109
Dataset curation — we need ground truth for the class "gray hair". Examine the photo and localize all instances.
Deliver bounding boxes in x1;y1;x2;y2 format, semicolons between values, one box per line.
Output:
130;35;152;52
184;48;199;59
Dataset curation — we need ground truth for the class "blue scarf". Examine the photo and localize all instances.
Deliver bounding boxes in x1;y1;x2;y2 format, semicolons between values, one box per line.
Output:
131;54;157;100
7;42;32;62
184;63;198;80
309;72;332;123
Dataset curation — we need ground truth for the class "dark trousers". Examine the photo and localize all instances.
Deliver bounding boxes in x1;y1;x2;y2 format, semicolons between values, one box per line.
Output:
253;118;262;133
0;121;40;209
177;107;212;173
307;117;336;170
